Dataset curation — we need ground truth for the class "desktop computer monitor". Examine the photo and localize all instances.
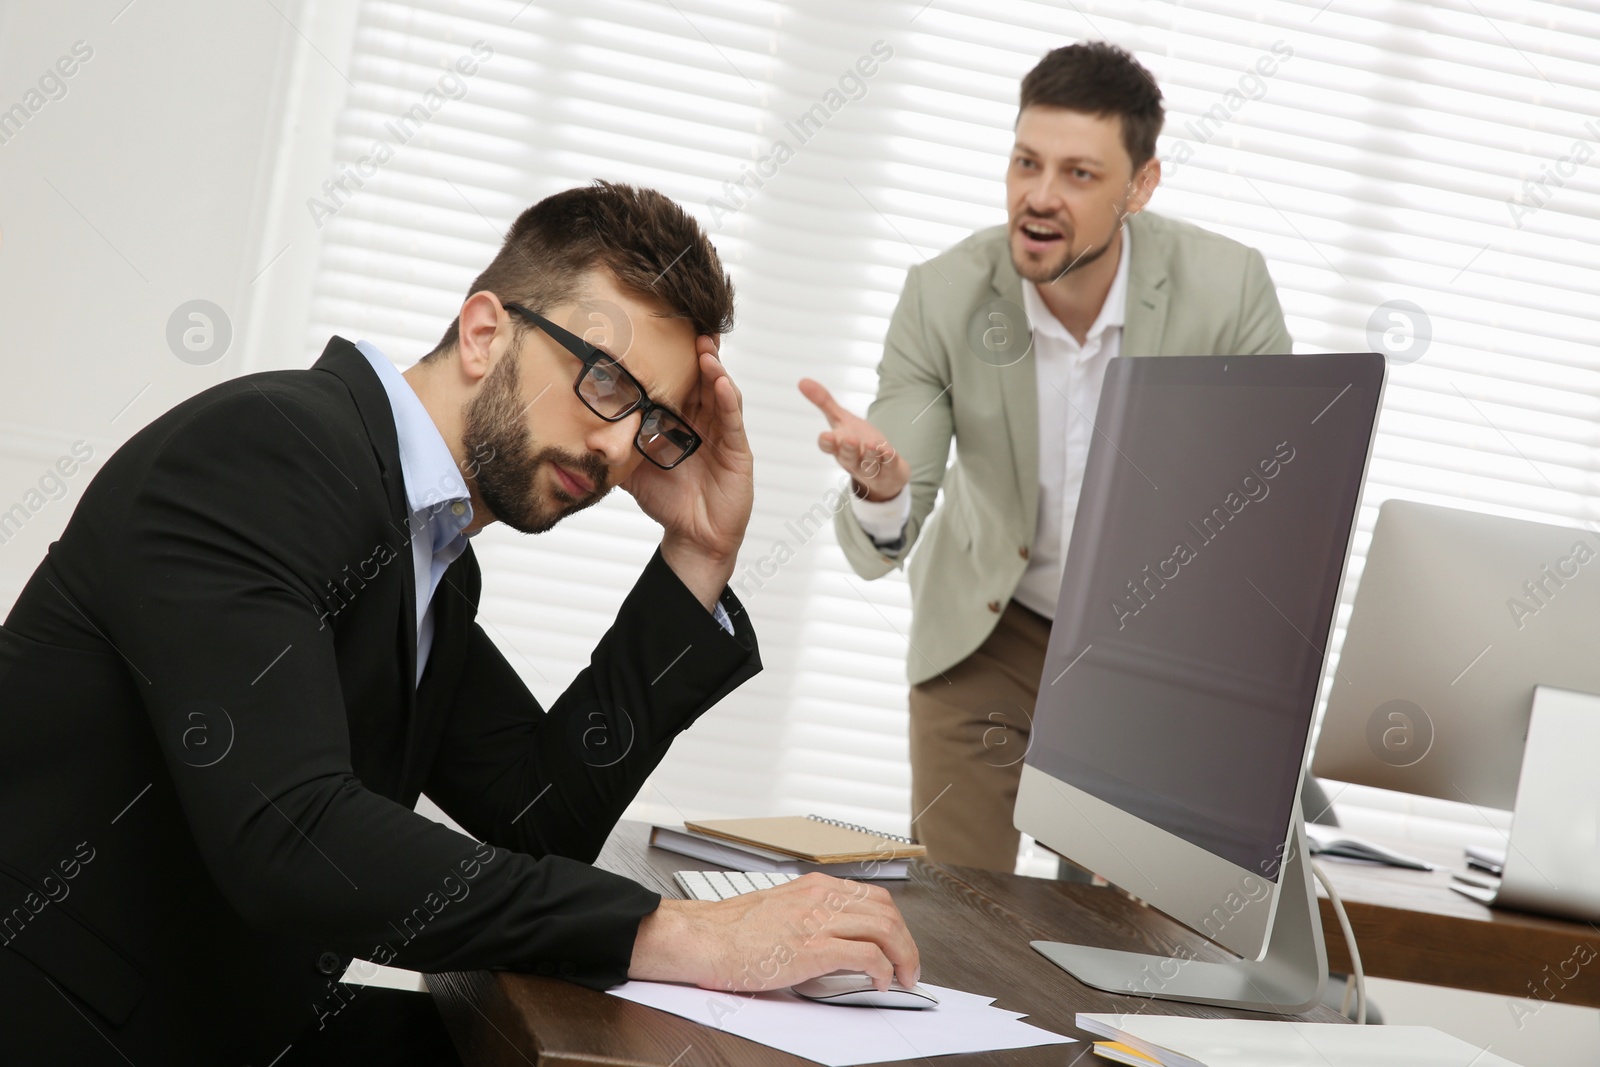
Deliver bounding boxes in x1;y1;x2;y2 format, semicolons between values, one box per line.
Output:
1313;499;1600;811
1013;351;1385;1012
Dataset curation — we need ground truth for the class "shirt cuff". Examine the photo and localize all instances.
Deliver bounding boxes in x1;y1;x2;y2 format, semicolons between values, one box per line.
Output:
849;482;912;548
711;600;734;635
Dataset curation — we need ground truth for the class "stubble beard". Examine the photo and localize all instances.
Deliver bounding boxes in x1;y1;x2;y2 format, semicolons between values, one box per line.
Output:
1010;201;1129;286
460;348;610;535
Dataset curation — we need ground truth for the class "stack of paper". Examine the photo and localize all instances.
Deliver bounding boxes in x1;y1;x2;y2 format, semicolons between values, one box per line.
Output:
608;979;1074;1065
1078;1013;1526;1066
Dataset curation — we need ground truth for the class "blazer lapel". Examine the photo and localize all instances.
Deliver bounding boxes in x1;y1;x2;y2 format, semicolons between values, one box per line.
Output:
312;338;420;721
988;255;1041;532
1123;212;1171;357
403;547;478;795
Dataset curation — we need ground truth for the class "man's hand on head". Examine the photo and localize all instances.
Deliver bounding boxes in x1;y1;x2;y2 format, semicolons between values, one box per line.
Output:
621;334;753;612
627;872;921;994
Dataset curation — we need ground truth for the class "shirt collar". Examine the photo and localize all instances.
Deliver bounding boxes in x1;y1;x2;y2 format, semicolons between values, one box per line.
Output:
1022;222;1132;344
355;340;474;544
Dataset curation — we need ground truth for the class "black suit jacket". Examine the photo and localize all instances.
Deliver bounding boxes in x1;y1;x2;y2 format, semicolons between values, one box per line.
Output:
0;338;760;1064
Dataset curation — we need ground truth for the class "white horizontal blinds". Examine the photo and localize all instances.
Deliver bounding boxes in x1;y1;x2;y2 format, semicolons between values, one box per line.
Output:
307;0;777;361
709;12;931;833
1136;0;1600;533
305;0;1597;840
1117;0;1600;830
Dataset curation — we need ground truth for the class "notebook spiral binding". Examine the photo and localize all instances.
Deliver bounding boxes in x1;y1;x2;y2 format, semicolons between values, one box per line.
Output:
806;814;916;844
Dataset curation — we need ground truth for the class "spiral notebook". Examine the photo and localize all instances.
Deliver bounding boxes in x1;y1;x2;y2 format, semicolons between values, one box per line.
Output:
683;815;926;864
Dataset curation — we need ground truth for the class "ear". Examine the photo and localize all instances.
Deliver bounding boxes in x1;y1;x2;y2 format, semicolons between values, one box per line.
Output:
455;291;510;384
1126;156;1161;215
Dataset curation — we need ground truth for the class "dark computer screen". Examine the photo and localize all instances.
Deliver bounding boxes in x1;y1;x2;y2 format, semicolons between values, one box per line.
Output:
1026;353;1384;880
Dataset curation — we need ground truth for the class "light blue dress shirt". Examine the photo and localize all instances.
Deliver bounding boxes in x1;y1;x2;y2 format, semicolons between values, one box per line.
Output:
357;341;476;686
356;341;732;688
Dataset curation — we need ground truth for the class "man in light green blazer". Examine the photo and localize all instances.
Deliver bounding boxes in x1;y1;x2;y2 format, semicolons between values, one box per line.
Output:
801;42;1293;872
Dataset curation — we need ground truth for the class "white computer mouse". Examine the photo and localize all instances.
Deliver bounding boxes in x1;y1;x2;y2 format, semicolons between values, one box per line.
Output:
790;972;940;1009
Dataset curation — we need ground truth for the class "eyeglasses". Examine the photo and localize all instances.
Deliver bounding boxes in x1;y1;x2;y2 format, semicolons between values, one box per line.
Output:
503;302;702;470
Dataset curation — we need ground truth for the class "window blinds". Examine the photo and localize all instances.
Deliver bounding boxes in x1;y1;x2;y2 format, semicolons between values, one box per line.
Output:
305;0;1599;842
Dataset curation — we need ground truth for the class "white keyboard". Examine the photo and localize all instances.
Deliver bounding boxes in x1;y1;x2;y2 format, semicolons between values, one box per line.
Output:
674;870;801;901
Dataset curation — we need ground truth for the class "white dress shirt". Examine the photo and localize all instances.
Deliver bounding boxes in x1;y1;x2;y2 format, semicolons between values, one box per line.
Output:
852;226;1132;621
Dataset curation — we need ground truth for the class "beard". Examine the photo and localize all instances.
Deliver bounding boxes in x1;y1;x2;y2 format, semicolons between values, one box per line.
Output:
459;348;610;535
1010;207;1125;285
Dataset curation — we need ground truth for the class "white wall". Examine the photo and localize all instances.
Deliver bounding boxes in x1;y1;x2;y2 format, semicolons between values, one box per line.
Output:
0;0;351;606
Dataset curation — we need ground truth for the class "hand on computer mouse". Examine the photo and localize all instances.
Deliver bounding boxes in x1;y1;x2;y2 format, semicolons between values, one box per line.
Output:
627;871;920;995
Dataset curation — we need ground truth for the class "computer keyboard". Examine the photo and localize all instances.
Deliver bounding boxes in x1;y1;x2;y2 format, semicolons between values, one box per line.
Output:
674;870;801;901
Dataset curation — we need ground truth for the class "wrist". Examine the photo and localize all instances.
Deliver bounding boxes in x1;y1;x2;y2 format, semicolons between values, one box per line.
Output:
661;531;734;568
852;478;905;504
852;454;909;503
660;536;736;612
629;899;712;984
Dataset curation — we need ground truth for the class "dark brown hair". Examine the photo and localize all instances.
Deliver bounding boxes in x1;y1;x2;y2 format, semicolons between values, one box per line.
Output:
425;180;734;360
1019;42;1165;170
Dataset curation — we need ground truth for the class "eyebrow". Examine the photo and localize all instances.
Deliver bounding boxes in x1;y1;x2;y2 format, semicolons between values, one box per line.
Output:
1012;142;1106;168
559;306;696;417
607;348;693;418
601;348;661;401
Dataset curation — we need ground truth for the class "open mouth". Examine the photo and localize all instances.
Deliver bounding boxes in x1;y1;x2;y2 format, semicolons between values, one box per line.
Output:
1018;220;1064;244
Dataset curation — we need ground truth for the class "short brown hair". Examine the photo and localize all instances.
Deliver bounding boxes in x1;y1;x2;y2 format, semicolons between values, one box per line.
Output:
425;180;734;359
1019;42;1165;170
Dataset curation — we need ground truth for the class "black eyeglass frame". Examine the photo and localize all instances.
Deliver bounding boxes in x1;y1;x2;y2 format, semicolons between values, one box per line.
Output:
503;301;703;470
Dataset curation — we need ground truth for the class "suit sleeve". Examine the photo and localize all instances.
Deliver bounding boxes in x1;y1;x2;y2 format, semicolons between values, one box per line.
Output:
421;556;759;866
1233;248;1295;355
833;262;957;578
90;390;695;988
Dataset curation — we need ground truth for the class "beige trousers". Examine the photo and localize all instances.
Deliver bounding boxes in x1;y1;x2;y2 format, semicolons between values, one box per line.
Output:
907;601;1052;872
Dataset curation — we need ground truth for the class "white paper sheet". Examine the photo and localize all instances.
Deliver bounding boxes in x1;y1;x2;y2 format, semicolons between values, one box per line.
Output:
607;979;1074;1066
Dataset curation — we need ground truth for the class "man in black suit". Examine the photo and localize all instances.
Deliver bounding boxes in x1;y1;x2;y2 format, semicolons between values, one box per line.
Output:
0;181;919;1066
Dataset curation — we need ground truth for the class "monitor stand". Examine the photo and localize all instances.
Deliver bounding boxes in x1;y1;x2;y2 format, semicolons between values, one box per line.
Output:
1030;818;1328;1013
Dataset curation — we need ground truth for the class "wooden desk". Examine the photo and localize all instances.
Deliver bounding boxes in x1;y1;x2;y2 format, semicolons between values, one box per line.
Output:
1313;837;1600;1008
429;821;1346;1066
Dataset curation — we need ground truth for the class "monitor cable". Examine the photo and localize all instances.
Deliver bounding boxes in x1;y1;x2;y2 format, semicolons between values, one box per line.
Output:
1310;857;1366;1024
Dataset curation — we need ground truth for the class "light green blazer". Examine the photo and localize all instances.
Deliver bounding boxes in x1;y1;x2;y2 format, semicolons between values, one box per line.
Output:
835;210;1294;684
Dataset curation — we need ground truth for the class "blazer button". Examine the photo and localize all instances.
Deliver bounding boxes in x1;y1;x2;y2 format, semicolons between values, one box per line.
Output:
1019;546;1030;560
316;950;344;976
987;600;1001;613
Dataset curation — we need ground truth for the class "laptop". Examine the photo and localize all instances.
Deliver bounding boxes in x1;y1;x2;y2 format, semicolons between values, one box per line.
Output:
1448;686;1600;922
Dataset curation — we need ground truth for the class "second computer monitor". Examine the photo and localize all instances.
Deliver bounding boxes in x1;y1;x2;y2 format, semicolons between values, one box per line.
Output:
1313;499;1600;811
